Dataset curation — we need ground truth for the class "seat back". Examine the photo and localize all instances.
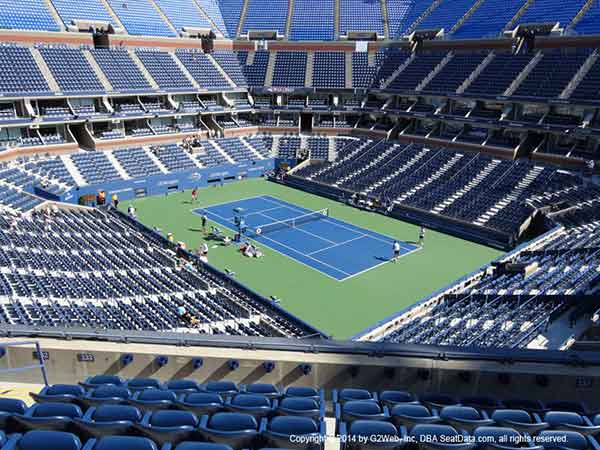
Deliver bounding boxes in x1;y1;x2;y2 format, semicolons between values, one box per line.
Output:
269;416;318;435
19;431;81;450
93;405;142;423
94;436;158;450
32;403;82;418
91;386;131;400
208;412;257;431
0;398;27;414
149;410;198;428
138;390;177;402
45;385;85;397
230;394;270;408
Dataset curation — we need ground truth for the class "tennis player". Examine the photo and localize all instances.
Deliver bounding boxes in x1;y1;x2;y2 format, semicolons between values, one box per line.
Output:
419;226;426;247
392;240;401;263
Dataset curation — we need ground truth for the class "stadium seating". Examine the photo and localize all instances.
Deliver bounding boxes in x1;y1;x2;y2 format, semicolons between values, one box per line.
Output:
51;0;115;27
0;207;315;338
416;0;475;33
136;49;194;91
242;0;287;35
217;0;244;37
70;152;123;185
0;0;60;31
574;3;600;35
151;144;197;171
514;0;587;28
90;48;152;92
465;53;533;97
453;0;526;39
312;52;345;89
420;52;487;94
512;51;591;100
339;0;384;36
0;45;51;96
387;53;446;92
211;51;247;88
175;50;232;90
387;0;432;39
106;0;174;36
38;46;104;94
272;52;307;88
290;0;334;40
112;147;163;178
154;0;213;32
236;51;269;87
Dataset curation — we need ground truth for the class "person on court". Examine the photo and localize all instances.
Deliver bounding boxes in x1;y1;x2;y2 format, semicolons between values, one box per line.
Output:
191;187;198;203
419;226;426;247
201;214;207;232
392;240;401;263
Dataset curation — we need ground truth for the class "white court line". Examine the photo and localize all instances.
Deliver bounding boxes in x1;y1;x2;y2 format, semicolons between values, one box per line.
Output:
200;208;350;281
259;195;404;247
307;235;366;256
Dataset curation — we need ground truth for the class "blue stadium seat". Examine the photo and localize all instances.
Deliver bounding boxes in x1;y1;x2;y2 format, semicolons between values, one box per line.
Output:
135;410;199;446
81;436;158;450
471;426;533;450
80;375;124;388
166;444;234;450
31;384;85;404
73;405;142;439
197;412;259;449
130;390;178;412
408;424;475;450
439;406;494;432
176;393;225;416
379;391;417;408
124;378;162;391
544;412;600;436
337;400;389;424
390;404;441;430
225;394;273;418
341;420;405;449
165;380;201;394
0;398;27;427
275;397;324;419
334;389;375;404
536;431;590;450
3;430;81;450
284;386;322;400
262;416;324;449
491;410;549;435
9;402;83;432
79;386;132;409
241;384;280;399
201;381;239;397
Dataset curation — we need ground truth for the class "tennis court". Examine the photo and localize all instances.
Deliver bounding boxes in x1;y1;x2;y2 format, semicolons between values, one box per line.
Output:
194;195;419;281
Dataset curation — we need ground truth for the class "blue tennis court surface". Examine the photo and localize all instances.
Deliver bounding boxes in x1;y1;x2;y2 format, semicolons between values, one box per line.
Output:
194;195;420;281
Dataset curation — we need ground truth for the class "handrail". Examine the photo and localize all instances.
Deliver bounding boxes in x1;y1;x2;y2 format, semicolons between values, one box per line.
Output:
0;340;49;386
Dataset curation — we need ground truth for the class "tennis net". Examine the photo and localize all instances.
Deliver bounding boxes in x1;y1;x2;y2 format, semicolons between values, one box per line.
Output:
246;208;329;237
